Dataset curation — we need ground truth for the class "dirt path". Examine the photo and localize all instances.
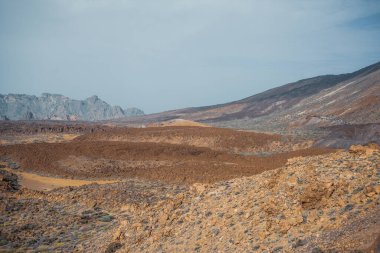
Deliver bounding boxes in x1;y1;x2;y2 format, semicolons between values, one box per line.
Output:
3;167;118;191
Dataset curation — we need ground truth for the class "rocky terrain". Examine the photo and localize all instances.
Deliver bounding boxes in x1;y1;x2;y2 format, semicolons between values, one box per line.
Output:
0;143;378;252
117;61;379;125
0;121;115;135
112;145;380;253
213;65;380;141
0;120;116;145
314;124;380;149
0;168;186;252
0;127;332;184
0;93;144;121
74;126;285;153
0;59;379;252
116;61;380;148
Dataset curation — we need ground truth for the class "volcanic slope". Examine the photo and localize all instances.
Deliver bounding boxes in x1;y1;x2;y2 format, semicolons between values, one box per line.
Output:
118;61;380;133
215;63;380;134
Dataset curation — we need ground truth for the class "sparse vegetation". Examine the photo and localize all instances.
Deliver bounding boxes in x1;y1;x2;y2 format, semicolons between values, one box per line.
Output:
0;121;378;252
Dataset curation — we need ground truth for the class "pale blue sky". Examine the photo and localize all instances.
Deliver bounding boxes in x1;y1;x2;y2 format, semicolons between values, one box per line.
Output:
1;0;379;113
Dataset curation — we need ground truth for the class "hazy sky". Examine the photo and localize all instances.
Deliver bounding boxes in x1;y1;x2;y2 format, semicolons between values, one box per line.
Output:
1;0;379;113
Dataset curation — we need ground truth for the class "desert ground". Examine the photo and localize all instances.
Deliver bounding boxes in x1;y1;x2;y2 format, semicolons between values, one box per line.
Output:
0;121;379;252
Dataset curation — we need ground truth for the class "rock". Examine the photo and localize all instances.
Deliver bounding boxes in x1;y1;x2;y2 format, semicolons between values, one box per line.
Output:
158;213;169;225
0;239;8;246
349;145;378;156
105;242;123;253
191;183;207;194
0;170;20;191
1;147;379;252
365;185;380;196
352;186;364;194
342;204;354;213
292;238;306;248
311;247;324;253
98;215;114;222
8;162;20;169
211;227;220;236
0;93;144;121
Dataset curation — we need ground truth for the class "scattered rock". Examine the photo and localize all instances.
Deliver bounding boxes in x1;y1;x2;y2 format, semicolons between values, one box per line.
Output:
98;215;114;222
113;148;380;252
105;242;123;253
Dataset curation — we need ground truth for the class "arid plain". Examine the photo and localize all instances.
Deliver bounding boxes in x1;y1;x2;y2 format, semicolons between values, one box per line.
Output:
0;120;379;253
1;61;380;253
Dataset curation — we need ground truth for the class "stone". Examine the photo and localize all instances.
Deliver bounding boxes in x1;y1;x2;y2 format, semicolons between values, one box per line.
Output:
311;247;324;253
105;242;123;253
191;183;207;194
98;215;114;222
0;93;144;121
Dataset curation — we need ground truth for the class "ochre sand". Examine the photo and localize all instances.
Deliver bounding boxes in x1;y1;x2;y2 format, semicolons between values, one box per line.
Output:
3;166;118;191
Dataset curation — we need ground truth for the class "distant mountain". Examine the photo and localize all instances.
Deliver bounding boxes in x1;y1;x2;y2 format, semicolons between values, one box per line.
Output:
0;93;144;121
127;61;380;132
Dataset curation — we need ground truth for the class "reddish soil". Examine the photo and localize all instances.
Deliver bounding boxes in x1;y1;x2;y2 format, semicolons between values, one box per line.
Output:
0;120;113;135
75;126;284;152
0;140;333;184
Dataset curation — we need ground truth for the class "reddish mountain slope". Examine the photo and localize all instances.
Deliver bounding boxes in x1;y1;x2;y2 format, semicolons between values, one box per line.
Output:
117;61;380;129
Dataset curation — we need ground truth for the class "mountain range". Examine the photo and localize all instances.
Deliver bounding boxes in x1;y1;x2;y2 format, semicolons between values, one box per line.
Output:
115;61;379;147
1;61;379;144
0;93;144;121
124;61;380;130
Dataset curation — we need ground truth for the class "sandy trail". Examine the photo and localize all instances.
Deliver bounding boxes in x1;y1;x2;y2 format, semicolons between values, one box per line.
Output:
3;166;118;191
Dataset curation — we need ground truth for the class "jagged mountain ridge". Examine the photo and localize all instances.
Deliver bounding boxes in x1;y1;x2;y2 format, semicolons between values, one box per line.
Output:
0;93;144;121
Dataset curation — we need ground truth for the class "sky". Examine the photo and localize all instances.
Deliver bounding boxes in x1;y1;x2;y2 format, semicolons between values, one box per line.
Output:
0;0;379;113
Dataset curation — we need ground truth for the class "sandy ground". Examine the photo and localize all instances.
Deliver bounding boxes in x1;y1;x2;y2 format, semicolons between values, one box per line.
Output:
0;133;79;146
147;119;210;127
2;165;118;191
0;123;379;252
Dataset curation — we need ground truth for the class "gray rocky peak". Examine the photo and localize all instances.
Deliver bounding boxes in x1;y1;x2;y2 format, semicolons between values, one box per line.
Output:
0;93;144;121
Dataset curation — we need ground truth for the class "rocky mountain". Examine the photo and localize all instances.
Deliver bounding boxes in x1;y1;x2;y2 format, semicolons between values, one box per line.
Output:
134;61;379;126
121;61;380;146
208;61;380;147
0;93;144;121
